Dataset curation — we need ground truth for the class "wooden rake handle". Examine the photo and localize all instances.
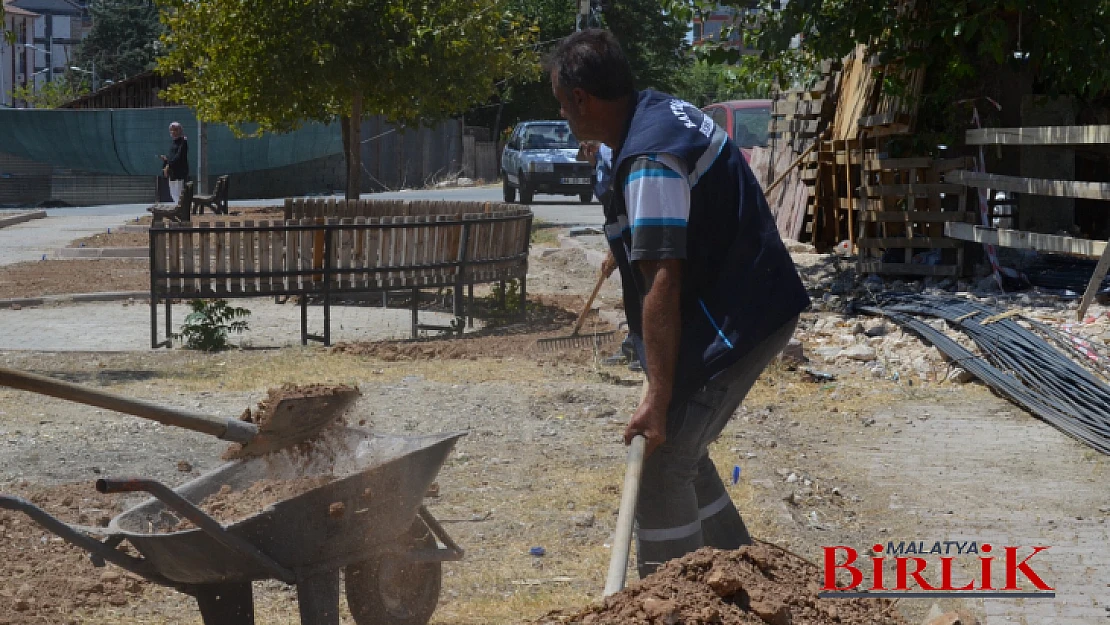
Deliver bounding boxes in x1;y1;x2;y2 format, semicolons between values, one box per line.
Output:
572;268;609;336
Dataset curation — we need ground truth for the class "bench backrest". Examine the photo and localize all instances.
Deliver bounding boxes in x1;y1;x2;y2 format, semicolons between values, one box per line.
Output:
151;208;531;296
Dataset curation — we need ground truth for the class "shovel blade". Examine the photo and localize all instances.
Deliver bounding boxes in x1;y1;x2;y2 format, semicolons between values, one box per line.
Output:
226;387;362;459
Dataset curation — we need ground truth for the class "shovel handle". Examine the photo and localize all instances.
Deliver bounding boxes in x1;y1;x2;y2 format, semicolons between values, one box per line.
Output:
604;433;646;596
572;269;609;336
0;366;257;443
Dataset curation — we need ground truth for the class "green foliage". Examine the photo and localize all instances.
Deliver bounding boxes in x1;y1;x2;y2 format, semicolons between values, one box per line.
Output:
467;0;693;135
157;0;538;133
175;299;251;351
75;0;165;82
601;0;692;94
673;58;774;107
490;279;523;314
10;75;91;108
716;0;1110;136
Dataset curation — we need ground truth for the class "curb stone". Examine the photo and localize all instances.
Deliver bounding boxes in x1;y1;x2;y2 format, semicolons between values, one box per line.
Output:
0;210;47;229
0;291;149;309
54;247;148;259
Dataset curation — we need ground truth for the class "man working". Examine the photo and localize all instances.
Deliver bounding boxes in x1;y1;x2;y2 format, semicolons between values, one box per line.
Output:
159;122;189;203
547;30;809;577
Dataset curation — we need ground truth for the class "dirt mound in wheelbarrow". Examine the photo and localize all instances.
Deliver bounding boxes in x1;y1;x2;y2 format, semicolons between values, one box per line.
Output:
536;543;907;625
171;476;335;531
0;482;145;623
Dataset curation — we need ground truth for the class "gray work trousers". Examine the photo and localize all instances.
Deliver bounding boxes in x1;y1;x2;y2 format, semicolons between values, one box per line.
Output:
634;315;799;577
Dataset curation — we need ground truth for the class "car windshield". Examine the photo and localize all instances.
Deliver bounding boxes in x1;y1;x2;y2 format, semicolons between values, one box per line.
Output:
521;124;578;150
732;108;771;148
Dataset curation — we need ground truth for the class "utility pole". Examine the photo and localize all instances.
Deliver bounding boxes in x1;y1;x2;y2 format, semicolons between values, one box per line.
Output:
197;120;208;194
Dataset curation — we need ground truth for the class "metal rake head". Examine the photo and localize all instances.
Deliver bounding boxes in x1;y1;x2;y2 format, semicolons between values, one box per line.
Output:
536;330;619;352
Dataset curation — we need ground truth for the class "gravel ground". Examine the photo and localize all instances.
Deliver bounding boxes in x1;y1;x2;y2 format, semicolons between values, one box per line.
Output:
0;217;1107;624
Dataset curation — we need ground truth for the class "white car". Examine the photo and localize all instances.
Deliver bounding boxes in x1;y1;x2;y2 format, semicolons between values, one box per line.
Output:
501;120;594;204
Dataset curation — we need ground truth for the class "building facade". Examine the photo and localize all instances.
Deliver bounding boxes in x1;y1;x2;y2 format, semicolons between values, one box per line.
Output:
3;0;89;104
1;1;40;107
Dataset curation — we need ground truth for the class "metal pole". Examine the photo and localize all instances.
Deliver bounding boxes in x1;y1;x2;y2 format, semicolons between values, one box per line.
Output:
197;120;208;194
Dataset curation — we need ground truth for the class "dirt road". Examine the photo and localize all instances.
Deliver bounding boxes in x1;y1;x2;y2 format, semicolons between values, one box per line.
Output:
0;222;1106;624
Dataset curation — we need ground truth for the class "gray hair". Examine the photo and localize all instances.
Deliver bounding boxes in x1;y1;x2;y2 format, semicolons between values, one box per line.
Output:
169;122;183;131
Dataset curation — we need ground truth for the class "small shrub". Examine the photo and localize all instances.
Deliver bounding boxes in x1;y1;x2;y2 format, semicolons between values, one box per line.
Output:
175;299;251;351
490;279;522;314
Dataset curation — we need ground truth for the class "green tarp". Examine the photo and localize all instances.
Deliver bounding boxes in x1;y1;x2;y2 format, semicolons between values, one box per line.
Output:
0;107;344;175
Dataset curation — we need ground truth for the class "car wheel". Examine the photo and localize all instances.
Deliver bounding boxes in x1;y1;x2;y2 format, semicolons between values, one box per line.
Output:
502;176;516;203
579;191;593;204
518;173;533;204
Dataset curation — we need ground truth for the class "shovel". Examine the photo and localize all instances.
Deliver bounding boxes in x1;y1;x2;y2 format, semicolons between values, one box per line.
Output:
0;366;359;459
603;380;650;596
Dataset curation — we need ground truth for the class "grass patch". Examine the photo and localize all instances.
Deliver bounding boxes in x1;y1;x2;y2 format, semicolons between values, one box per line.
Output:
530;219;561;248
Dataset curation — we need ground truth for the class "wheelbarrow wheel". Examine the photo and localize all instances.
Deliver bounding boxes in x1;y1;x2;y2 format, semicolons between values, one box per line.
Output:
345;522;441;625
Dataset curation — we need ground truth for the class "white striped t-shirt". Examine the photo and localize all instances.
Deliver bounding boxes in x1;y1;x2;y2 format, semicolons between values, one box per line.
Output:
623;153;691;261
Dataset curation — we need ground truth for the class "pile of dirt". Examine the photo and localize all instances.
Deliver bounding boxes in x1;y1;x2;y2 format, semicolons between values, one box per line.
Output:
0;259;148;300
171;476;334;531
0;483;145;623
537;544;906;625
238;382;359;430
66;232;148;248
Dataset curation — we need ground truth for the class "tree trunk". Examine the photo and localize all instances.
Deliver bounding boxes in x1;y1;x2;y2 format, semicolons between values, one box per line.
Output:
347;94;363;200
340;113;351;193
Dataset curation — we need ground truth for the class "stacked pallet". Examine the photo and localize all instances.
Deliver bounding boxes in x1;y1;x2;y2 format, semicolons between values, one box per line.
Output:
752;61;840;243
857;157;976;276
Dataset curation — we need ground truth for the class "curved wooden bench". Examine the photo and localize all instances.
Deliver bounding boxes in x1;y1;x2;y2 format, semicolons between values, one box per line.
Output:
149;201;532;347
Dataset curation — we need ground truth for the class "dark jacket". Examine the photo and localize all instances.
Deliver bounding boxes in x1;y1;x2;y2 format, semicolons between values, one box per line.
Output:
603;90;810;405
165;136;189;180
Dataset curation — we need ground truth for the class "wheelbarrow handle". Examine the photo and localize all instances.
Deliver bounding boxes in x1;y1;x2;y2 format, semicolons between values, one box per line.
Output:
0;366;259;443
0;494;173;586
97;478;296;585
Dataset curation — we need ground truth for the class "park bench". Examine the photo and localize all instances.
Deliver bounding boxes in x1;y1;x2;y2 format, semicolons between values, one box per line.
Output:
148;181;194;225
192;176;229;216
149;200;532;348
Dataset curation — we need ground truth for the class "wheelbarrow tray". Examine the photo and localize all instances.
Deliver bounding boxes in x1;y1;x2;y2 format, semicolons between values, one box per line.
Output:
109;428;463;585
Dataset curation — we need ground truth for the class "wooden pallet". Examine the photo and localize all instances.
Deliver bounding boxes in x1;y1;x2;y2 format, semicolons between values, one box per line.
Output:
856;157;972;277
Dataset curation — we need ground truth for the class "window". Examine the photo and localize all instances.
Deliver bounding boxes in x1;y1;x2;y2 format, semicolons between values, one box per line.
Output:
732;108;770;148
522;124;578;150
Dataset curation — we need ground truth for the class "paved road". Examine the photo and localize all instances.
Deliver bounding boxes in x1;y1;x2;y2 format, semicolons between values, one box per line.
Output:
0;205;148;266
0;186;601;269
364;186;604;227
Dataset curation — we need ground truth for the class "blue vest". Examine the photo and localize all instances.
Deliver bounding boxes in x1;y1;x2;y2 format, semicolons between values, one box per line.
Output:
604;90;810;404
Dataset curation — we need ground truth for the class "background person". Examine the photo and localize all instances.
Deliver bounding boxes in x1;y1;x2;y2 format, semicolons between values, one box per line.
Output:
159;122;189;203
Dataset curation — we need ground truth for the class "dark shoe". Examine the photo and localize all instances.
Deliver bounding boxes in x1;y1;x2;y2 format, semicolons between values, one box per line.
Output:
627;359;643;373
602;353;628;367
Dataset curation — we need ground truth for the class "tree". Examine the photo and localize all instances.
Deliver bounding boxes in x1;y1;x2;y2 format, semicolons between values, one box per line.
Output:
673;58;773;107
158;0;538;199
714;0;1110;139
467;0;694;140
11;74;91;108
74;0;164;83
601;0;692;94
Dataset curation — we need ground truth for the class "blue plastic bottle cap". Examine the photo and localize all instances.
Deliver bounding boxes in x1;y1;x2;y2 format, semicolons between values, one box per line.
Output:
731;465;741;485
529;546;546;557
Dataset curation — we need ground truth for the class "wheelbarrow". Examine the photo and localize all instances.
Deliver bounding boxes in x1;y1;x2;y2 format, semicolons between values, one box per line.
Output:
0;427;466;625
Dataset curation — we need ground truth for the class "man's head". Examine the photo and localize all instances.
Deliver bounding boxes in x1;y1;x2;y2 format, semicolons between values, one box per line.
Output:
169;122;183;138
545;29;634;143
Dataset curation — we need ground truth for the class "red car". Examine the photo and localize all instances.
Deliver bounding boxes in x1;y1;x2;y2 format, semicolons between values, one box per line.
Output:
701;99;772;163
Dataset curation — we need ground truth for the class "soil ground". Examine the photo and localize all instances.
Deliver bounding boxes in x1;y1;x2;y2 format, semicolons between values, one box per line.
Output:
0;219;1106;624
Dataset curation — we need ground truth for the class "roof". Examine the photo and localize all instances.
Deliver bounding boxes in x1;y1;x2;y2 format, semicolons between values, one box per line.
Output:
3;1;40;17
704;99;773;110
7;0;82;15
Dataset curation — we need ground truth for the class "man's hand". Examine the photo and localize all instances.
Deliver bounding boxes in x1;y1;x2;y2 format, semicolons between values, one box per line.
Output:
625;387;666;455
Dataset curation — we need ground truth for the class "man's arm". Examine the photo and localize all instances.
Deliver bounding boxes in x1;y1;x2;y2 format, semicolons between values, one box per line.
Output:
625;257;682;456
